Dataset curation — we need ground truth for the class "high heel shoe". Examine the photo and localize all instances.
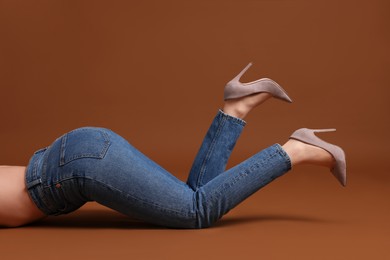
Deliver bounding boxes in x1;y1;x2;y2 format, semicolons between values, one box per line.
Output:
289;128;347;186
224;62;293;102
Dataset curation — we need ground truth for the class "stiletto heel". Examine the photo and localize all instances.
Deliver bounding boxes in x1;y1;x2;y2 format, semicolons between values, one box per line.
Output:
289;128;347;186
224;62;293;103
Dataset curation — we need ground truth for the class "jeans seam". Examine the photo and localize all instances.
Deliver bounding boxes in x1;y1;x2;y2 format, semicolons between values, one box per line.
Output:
195;113;227;188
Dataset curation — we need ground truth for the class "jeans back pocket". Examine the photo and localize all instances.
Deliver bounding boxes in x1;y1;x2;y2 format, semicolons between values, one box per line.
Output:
59;127;111;166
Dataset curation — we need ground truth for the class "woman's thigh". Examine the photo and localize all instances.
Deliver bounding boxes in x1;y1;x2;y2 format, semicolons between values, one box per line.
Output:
49;127;197;228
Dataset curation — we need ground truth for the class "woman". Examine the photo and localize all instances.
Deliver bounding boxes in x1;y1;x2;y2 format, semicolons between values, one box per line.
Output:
0;63;346;228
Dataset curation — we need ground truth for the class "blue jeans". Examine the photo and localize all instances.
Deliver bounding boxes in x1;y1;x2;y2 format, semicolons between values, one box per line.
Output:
25;110;291;228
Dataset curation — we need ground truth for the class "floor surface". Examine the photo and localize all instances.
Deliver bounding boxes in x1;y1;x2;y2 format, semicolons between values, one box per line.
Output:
1;166;388;260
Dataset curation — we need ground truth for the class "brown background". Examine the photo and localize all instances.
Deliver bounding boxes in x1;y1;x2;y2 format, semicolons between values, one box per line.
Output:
0;0;389;259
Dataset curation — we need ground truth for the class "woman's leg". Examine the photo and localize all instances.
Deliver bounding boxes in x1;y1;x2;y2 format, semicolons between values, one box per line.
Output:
193;143;290;227
186;110;246;190
187;93;274;190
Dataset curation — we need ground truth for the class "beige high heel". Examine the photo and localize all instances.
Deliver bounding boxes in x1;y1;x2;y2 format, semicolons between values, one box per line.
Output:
289;128;347;186
224;62;292;102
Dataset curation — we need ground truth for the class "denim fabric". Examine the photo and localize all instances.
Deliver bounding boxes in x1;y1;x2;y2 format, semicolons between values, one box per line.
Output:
25;110;291;228
187;109;246;190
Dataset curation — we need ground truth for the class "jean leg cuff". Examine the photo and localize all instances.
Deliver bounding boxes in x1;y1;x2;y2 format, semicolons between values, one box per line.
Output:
275;143;292;171
218;109;247;126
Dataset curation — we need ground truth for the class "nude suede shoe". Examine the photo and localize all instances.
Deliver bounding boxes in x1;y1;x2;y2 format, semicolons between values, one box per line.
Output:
289;128;347;186
224;62;292;103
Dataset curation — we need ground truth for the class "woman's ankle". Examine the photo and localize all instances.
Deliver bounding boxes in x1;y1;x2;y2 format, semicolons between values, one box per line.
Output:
223;100;249;119
223;92;272;119
282;139;335;168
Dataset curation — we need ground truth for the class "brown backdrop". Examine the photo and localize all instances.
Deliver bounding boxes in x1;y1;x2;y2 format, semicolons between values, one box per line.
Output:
0;0;389;259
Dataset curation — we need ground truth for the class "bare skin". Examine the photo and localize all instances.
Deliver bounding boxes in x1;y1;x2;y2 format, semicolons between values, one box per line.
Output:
0;92;334;228
0;166;47;227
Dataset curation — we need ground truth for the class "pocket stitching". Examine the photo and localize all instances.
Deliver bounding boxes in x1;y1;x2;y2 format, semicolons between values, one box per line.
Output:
59;128;111;166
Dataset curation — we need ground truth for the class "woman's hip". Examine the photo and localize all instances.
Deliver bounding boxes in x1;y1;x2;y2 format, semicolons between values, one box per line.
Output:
25;127;115;215
26;126;194;218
